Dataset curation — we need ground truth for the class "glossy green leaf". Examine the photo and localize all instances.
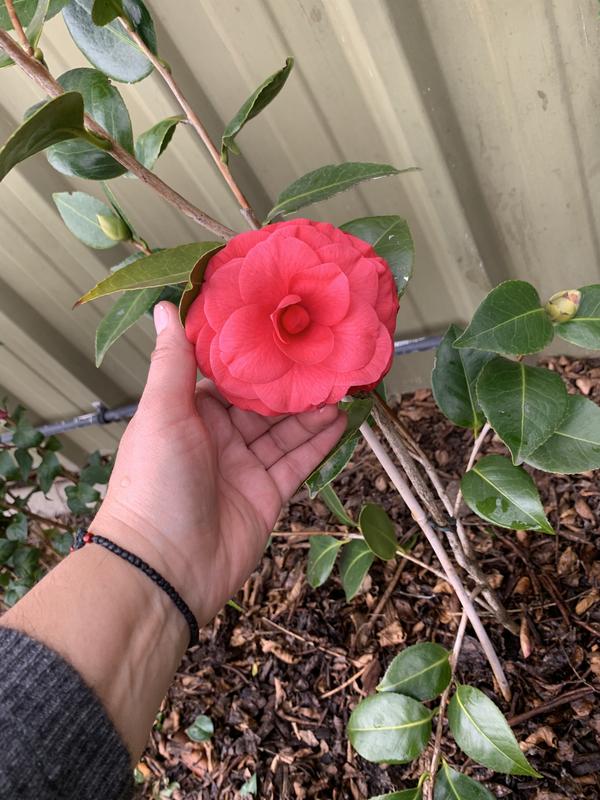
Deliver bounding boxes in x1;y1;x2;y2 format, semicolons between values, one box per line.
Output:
0;539;17;565
0;93;84;182
96;287;161;366
46;68;132;179
0;0;49;68
318;484;356;527
432;324;494;431
132;115;184;170
77;243;217;304
185;714;213;742
80;451;112;484
377;642;451;701
434;762;494;800
307;535;344;588
448;685;540;777
305;397;373;497
369;791;421;800
556;284;600;349
359;503;396;560
11;545;40;578
339;538;374;600
340;215;414;298
12;417;43;448
525;394;600;474
461;454;553;534
48;529;73;555
91;0;122;24
37;451;61;493
266;162;416;222
0;0;65;28
65;482;100;514
63;0;156;83
15;448;32;481
53;191;122;249
101;182;139;242
221;57;293;164
476;356;568;464
0;451;18;480
454;281;554;355
348;693;432;764
6;512;27;541
177;242;224;324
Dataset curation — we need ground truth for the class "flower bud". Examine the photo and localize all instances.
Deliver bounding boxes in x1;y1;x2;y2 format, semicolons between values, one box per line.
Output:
96;213;131;242
544;289;581;323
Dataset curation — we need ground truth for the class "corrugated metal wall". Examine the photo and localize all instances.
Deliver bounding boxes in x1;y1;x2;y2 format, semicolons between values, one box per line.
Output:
1;0;599;459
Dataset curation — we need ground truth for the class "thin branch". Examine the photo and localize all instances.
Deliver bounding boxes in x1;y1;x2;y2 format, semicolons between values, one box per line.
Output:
5;0;33;56
359;421;511;701
118;15;261;230
0;29;235;241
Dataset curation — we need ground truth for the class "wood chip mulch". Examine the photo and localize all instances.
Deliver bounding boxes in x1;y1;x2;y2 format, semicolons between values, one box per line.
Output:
138;355;600;800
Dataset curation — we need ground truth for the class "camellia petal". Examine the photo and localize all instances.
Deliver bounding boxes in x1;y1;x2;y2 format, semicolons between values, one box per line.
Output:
219;304;291;382
274;321;334;365
254;364;335;414
322;302;380;371
239;235;320;306
203;259;245;329
289;262;350;325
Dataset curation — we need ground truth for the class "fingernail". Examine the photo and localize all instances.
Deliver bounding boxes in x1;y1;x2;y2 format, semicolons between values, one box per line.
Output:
153;303;168;335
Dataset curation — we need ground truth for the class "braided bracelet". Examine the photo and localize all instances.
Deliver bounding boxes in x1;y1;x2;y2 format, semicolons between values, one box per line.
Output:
72;528;199;648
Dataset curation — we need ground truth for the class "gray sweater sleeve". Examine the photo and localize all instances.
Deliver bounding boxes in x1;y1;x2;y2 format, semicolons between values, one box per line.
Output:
0;626;133;800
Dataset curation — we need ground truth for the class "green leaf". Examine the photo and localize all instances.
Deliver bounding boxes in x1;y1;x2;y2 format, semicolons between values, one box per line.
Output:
525;394;600;474
43;435;63;452
476;357;568;464
37;450;61;493
0;0;65;28
0;0;49;69
77;243;219;304
65;482;100;514
432;324;494;431
339;538;374;600
369;790;421;800
318;483;356;527
6;512;28;541
454;281;554;355
556;284;600;349
14;448;32;481
133;115;184;170
434;762;494;800
359;503;397;560
305;397;373;497
221;57;293;164
340;215;414;299
448;684;540;777
239;774;258;797
91;0;122;25
12;417;43;448
266;162;416;222
47;68;133;179
48;529;73;555
307;535;344;588
53;191;123;249
63;0;156;83
11;544;40;577
0;538;17;564
80;450;112;484
461;454;553;534
96;287;161;366
3;579;31;606
185;714;213;742
347;693;432;764
0;93;84;182
377;642;451;701
177;243;224;324
0;451;18;480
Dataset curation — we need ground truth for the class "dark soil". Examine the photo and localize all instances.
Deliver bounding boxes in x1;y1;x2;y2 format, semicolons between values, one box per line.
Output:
138;355;600;800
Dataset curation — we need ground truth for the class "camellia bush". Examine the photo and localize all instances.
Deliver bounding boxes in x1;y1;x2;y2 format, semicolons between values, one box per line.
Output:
1;2;600;797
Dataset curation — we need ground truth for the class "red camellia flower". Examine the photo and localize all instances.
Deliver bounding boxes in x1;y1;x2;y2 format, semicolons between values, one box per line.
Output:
185;218;399;416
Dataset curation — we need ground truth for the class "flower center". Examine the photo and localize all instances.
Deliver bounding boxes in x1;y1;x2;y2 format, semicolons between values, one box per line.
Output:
280;304;310;335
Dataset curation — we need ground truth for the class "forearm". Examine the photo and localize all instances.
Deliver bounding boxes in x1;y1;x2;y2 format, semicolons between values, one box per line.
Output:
1;539;188;759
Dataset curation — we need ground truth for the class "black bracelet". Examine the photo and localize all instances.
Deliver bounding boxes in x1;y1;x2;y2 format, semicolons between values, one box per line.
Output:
72;528;199;648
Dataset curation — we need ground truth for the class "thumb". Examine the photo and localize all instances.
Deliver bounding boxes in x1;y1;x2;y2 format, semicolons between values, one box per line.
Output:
138;302;197;416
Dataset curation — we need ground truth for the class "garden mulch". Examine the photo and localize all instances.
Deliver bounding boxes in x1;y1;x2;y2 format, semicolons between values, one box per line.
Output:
134;355;599;798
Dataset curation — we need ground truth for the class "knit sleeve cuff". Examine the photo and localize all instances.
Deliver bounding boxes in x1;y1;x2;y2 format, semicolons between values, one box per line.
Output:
0;625;133;800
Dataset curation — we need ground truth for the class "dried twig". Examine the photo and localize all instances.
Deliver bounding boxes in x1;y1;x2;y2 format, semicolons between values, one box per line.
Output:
0;29;235;241
360;421;511;701
118;15;261;230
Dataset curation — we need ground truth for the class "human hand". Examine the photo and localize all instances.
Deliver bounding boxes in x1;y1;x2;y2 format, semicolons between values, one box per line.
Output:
91;302;346;624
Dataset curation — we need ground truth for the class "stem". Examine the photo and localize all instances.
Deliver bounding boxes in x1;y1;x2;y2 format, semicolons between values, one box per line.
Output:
359;421;511;701
5;0;33;56
118;16;261;230
0;29;235;241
